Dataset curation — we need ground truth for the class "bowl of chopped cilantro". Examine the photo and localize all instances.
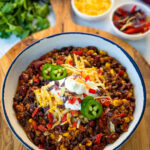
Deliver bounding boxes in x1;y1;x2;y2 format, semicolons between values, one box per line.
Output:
0;0;51;39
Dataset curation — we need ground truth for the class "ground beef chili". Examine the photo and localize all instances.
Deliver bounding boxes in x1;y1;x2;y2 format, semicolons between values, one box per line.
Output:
13;46;135;150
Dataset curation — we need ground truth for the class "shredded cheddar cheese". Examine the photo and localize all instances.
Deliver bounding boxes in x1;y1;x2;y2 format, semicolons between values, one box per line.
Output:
74;0;111;16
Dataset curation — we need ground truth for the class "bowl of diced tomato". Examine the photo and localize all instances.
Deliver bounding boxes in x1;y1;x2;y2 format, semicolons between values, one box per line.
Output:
110;2;150;40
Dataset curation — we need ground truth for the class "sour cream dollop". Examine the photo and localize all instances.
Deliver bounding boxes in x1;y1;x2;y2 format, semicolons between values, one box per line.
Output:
48;75;99;110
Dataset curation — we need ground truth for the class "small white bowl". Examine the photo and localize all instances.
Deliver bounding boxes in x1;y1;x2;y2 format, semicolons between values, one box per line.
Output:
2;32;146;150
110;2;150;40
71;0;114;21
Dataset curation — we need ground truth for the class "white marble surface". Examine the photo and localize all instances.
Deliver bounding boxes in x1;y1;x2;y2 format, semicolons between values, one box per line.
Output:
0;0;150;64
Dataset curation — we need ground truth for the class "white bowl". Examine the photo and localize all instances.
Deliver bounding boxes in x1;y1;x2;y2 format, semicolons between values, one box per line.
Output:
71;0;114;21
110;2;150;40
2;32;146;150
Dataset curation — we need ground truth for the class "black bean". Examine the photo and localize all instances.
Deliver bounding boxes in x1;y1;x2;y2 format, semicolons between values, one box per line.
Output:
72;140;78;146
20;118;26;127
34;137;40;145
61;123;69;132
30;132;35;140
77;134;83;142
54;125;62;132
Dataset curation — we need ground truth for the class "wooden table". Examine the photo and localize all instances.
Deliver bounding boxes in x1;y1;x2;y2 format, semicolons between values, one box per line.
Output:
0;0;150;149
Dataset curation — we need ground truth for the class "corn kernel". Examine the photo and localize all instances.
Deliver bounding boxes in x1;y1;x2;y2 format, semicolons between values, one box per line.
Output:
100;50;107;55
122;80;125;84
87;50;94;54
112;100;122;107
63;132;69;137
122;99;127;102
110;69;115;75
60;145;67;150
124;117;130;123
50;134;55;140
130;116;134;120
105;62;110;68
28;119;32;123
86;140;92;146
121;106;125;110
68;127;76;131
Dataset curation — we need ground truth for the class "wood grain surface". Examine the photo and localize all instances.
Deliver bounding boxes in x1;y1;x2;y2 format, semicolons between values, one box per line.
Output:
0;0;150;150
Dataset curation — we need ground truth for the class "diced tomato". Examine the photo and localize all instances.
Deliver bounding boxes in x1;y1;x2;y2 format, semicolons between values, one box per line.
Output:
83;93;87;97
47;123;52;130
120;113;125;117
89;88;96;94
80;71;83;77
95;133;102;143
40;66;43;71
68;97;76;104
85;75;90;81
103;101;110;107
38;125;47;131
69;60;73;66
131;5;137;13
71;110;80;116
38;144;44;149
59;56;63;60
118;70;124;76
72;122;77;127
113;15;120;21
61;113;67;122
73;51;82;55
32;108;39;118
97;69;102;74
77;98;82;103
106;97;111;100
33;78;39;84
32;120;37;130
48;112;53;123
56;60;64;65
100;112;105;119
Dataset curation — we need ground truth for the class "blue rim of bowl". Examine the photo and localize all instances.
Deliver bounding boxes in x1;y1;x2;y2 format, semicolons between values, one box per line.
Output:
2;32;146;150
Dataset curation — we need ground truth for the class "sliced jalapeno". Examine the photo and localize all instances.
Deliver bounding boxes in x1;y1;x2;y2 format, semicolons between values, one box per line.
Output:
42;63;54;79
81;96;103;119
81;96;94;116
51;65;67;80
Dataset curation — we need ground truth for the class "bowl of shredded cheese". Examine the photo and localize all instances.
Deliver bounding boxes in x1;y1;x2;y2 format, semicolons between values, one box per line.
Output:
71;0;114;21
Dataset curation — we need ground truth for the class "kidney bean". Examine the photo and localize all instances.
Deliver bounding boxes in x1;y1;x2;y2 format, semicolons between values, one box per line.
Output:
40;135;46;144
30;132;35;140
32;60;44;70
89;120;95;127
19;86;27;97
93;144;105;150
19;73;29;83
34;137;40;145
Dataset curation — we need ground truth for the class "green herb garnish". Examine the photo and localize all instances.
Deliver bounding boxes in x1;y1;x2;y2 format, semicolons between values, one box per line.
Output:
0;0;50;39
